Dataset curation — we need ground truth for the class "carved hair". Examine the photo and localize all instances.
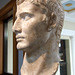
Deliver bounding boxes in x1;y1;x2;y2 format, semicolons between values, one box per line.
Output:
16;0;64;43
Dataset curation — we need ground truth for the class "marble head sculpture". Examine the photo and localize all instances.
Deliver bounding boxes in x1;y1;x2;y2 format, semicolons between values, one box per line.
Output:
12;0;64;75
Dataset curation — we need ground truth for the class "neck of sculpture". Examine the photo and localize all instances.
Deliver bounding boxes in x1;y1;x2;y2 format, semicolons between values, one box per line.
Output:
21;32;60;75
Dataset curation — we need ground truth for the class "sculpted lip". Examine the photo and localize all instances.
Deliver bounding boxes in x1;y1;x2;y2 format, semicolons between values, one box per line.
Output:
16;35;25;39
16;36;25;42
16;38;23;42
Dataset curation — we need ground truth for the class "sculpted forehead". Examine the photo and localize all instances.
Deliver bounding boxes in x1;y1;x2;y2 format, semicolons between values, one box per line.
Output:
17;2;32;10
16;1;42;15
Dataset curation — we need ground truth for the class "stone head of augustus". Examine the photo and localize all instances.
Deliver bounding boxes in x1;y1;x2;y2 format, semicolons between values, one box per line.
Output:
12;0;64;52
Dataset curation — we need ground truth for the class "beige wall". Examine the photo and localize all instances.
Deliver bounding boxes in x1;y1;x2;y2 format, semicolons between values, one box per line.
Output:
63;20;75;30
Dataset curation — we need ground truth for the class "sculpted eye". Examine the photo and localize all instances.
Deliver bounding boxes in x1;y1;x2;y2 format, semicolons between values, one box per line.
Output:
24;14;31;21
20;13;33;21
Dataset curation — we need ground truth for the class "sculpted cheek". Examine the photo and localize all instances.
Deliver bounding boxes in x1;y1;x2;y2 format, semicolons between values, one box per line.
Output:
28;30;37;40
22;26;37;41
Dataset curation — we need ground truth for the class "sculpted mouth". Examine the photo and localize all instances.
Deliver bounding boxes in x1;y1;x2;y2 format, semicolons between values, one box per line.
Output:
16;36;25;42
16;38;24;42
16;37;25;39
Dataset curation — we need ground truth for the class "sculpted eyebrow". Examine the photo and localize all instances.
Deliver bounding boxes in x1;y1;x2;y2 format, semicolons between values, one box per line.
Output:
19;12;34;17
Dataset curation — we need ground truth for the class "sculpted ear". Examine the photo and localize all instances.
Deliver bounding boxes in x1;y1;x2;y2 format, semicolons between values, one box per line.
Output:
47;12;57;31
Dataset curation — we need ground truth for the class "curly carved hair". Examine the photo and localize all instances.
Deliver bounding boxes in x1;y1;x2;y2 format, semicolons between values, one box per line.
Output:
16;0;64;43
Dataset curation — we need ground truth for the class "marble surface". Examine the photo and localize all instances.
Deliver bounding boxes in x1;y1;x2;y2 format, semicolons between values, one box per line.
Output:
12;0;64;75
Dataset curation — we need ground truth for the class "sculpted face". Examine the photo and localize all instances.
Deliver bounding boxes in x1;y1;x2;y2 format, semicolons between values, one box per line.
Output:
12;1;51;51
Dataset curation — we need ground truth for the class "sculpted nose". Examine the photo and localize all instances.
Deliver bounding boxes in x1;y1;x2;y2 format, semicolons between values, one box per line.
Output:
12;20;22;34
